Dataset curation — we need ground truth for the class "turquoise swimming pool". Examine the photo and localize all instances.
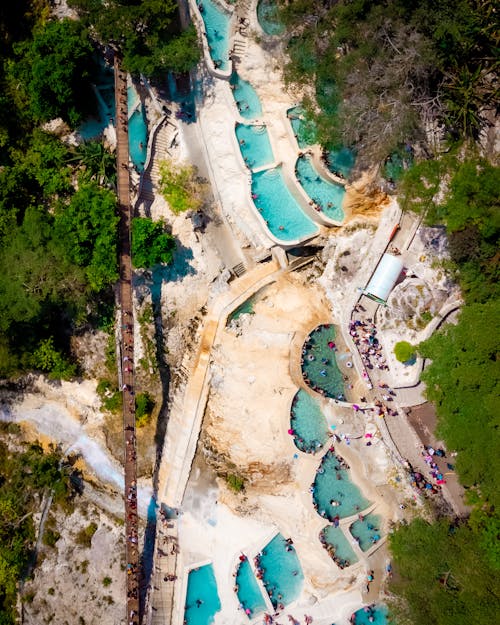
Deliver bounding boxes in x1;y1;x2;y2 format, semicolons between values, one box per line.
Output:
349;513;383;552
320;525;358;568
184;564;221;625
251;167;318;241
312;450;371;520
257;0;284;36
256;534;303;608
236;123;274;170
199;0;231;72
290;389;329;454
287;106;318;148
230;73;262;120
326;147;356;179
301;324;345;400
235;557;267;618
296;155;345;222
353;604;389;625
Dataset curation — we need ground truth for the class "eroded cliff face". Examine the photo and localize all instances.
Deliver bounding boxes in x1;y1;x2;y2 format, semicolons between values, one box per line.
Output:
344;169;390;220
198;274;329;490
201;427;293;491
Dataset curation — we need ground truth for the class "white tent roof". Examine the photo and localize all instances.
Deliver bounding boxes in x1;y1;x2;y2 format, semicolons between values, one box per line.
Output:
365;253;404;303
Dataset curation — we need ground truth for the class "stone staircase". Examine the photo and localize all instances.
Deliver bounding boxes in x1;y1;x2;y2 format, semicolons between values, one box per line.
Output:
231;261;246;277
136;117;178;209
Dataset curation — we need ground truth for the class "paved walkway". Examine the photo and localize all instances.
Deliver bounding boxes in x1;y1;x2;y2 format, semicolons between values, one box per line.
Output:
157;259;281;509
114;55;140;624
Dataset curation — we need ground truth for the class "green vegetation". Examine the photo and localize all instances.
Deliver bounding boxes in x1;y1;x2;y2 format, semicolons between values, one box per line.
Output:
11;18;95;126
0;442;80;623
393;341;416;363
75;522;98;548
131;217;176;268
277;0;497;169
102;576;112;587
226;474;245;493
388;150;500;624
389;517;500;625
135;392;155;427
68;0;200;76
158;159;207;215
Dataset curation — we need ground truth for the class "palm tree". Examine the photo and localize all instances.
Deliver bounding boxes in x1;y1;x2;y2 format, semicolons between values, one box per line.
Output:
68;140;117;188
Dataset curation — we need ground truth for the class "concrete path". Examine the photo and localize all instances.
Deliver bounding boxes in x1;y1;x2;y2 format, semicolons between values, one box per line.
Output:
157;259;280;509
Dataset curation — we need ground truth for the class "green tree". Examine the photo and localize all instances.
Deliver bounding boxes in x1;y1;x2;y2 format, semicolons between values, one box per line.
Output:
389;517;500;625
131;217;175;268
55;182;119;292
418;301;500;508
70;140;117;188
158;159;206;215
30;337;76;380
13;18;95;126
394;341;415;363
135;392;154;427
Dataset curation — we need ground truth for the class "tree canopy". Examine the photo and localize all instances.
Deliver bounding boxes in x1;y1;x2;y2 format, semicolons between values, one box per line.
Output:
11;18;95;126
67;0;200;77
389;517;500;625
278;0;498;168
131;217;176;268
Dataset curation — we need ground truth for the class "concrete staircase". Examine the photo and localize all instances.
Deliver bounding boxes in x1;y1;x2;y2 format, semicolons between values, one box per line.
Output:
136;117;178;209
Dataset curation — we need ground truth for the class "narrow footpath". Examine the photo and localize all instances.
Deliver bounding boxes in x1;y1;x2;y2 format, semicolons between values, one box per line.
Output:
114;55;140;625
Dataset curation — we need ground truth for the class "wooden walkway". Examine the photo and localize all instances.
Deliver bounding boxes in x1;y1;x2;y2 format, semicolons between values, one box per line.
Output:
114;55;140;625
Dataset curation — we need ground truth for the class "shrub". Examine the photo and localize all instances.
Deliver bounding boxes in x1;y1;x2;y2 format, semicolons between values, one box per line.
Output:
394;341;416;363
75;522;98;548
226;474;245;493
102;576;112;587
135;392;154;427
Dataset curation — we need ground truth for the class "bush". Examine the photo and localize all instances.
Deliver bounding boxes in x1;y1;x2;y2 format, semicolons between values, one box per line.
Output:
226;474;245;493
102;576;112;587
43;528;60;548
75;522;98;548
394;341;416;363
135;392;154;427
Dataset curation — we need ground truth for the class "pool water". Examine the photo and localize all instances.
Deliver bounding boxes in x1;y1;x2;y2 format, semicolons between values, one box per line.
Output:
227;297;255;322
257;0;285;36
326;147;356;179
79;64;115;140
320;525;358;568
312;450;371;520
235;557;267;618
184;564;221;625
301;325;345;399
290;389;329;454
252;167;318;241
257;534;303;608
296;155;345;222
287;106;318;148
349;513;383;552
236;123;274;170
230;73;262;120
199;0;231;71
353;604;389;625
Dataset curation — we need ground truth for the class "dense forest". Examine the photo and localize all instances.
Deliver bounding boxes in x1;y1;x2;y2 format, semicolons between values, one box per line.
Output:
0;0;195;379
